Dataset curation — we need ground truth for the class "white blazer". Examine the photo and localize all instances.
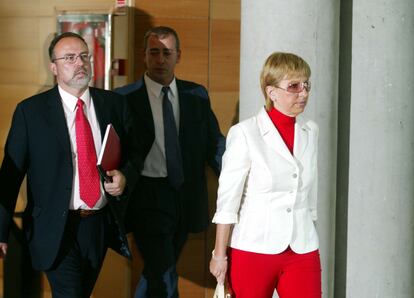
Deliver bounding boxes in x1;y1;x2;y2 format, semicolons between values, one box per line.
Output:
212;107;319;254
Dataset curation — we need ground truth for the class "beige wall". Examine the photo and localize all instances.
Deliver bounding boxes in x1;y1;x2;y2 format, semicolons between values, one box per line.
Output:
0;0;240;297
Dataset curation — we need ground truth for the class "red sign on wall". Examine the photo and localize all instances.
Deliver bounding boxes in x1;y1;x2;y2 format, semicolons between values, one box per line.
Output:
116;0;126;8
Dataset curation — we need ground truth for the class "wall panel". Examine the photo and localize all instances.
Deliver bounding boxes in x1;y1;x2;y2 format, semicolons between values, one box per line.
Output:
209;92;240;132
132;0;208;18
0;0;55;17
0;18;39;48
211;0;240;20
0;49;41;84
210;20;240;92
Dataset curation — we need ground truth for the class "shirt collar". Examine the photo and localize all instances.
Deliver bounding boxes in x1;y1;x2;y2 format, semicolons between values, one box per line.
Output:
58;86;91;112
144;73;178;99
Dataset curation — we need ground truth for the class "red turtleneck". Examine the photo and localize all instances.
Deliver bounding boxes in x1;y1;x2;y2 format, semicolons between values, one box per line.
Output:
267;107;296;155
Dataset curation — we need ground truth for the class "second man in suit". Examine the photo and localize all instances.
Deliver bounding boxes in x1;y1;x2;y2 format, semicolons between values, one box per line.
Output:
116;26;225;297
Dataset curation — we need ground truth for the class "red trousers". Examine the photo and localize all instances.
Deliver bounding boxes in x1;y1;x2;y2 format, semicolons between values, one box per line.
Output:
228;247;321;298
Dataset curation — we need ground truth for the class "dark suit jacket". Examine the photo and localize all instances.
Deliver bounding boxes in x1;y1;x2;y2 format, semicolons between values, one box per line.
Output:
115;78;225;233
0;86;140;271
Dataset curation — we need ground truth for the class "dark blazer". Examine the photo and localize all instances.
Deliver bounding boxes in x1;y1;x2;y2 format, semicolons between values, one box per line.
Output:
0;86;139;271
116;78;225;233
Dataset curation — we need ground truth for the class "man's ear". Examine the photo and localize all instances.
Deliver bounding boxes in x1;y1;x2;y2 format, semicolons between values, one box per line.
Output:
49;62;57;76
176;49;182;63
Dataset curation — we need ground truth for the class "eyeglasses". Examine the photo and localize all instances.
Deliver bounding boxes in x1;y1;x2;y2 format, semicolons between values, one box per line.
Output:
275;81;311;93
52;53;91;64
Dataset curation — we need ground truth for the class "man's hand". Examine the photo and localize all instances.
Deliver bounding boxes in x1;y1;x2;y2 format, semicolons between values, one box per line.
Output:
104;170;126;196
0;243;8;258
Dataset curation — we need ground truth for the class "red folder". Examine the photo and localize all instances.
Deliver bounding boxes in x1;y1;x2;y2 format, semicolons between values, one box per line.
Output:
97;124;121;182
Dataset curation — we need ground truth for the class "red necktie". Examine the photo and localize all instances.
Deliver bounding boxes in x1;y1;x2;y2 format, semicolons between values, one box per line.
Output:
75;98;100;208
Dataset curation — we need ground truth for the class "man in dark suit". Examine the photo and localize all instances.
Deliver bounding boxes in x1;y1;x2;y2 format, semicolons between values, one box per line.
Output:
115;26;225;297
0;32;139;298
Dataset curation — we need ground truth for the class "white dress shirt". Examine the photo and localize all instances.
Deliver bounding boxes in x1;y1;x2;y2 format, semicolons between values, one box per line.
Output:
141;74;180;178
59;86;106;210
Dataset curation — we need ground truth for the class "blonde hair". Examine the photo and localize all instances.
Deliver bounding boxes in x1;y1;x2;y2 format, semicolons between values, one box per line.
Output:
260;52;311;111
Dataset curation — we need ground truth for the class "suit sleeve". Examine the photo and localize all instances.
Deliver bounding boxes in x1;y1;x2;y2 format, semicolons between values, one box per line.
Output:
0;104;29;242
212;124;250;224
118;96;141;197
308;122;319;221
205;90;225;176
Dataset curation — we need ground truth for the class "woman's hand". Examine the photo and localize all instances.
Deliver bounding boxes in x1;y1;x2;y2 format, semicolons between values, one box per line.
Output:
210;224;232;284
209;251;228;285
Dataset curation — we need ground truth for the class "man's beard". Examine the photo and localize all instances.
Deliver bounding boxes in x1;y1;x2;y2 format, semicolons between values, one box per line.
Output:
69;68;91;89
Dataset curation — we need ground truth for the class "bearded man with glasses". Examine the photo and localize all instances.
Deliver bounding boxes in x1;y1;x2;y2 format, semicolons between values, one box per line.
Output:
0;32;140;297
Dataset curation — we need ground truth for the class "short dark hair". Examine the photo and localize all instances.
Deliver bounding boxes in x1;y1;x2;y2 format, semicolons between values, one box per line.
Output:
143;26;180;51
48;32;88;61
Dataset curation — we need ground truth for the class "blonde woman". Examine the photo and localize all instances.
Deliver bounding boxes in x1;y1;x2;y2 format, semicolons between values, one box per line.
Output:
210;52;321;298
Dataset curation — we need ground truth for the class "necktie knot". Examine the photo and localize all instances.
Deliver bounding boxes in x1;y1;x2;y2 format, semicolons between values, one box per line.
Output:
162;86;170;100
77;98;85;109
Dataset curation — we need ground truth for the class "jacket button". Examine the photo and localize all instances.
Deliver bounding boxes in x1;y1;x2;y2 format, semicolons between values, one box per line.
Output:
292;173;298;178
62;211;67;217
287;208;292;213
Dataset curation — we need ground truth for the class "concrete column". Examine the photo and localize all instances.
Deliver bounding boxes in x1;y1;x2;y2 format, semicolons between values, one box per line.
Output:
239;1;340;297
338;0;414;296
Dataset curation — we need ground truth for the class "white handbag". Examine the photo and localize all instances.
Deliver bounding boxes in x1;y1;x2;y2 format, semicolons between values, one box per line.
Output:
213;283;231;298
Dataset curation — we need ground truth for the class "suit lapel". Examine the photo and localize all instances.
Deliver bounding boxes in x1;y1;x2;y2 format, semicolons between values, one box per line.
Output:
176;79;189;146
90;88;108;139
294;116;310;160
134;82;155;136
45;86;71;156
257;108;295;164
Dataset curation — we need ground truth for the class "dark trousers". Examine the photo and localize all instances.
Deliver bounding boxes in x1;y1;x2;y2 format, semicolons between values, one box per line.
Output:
45;209;110;298
131;177;188;298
